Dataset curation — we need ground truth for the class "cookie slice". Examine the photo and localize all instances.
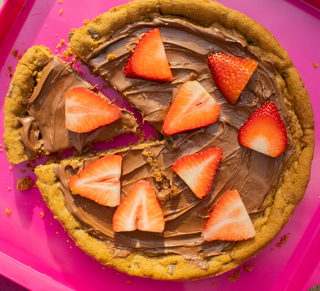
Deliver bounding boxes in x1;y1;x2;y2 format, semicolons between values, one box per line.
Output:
3;46;138;164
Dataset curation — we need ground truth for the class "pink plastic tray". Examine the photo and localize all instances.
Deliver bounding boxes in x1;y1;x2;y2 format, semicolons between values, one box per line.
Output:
0;0;319;290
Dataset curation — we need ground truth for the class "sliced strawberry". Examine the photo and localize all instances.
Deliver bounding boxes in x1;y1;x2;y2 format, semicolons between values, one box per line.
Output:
172;148;222;199
68;155;122;207
162;81;220;135
123;28;173;82
238;101;287;158
202;190;255;241
207;52;258;104
113;180;165;233
65;87;121;133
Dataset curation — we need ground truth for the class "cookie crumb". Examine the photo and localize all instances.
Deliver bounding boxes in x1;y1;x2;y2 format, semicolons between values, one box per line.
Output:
244;264;253;272
56;43;62;48
40;211;45;218
59;0;63;2
8;187;11;191
6;209;12;214
84;19;90;25
61;47;73;61
20;169;26;173
227;269;241;282
107;53;116;60
8;66;12;72
126;45;133;51
276;233;291;249
11;49;18;57
26;162;36;172
127;278;132;283
45;25;47;28
59;9;63;15
60;39;66;44
17;177;35;191
211;282;217;287
313;62;318;68
103;84;111;90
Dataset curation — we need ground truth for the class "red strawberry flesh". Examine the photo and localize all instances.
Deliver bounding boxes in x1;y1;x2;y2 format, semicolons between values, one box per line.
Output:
68;155;122;207
202;190;256;241
162;80;220;135
172;147;222;199
207;52;258;104
123;28;173;82
238;101;287;158
113;180;165;233
65;87;121;133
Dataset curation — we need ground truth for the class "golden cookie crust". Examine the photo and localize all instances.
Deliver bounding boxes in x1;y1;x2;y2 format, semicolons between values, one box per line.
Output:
3;46;52;165
35;0;314;280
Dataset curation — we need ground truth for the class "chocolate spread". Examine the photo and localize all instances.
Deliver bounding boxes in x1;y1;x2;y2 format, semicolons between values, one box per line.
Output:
54;18;295;266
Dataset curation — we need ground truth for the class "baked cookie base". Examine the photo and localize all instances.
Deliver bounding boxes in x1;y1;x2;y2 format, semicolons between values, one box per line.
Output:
36;0;314;281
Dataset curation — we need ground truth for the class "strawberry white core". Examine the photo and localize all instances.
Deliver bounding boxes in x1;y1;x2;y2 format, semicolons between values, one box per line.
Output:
250;136;268;155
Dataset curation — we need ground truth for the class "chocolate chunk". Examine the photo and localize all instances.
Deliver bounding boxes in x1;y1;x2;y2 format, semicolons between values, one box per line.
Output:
68;32;74;40
87;27;102;41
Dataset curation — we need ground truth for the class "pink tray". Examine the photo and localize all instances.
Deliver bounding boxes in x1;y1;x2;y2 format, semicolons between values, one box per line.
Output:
0;0;319;290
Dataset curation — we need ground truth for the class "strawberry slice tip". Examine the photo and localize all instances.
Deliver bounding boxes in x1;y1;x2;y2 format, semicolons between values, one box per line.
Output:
202;190;256;241
238;101;287;158
172;147;222;199
162;80;220;135
207;52;258;104
68;155;122;207
123;28;173;82
113;180;165;233
65;87;122;133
